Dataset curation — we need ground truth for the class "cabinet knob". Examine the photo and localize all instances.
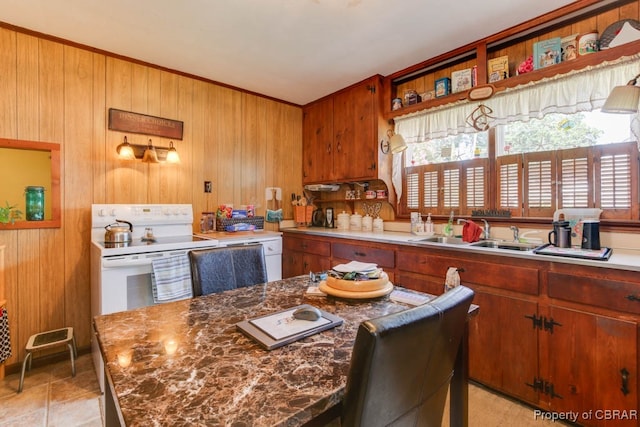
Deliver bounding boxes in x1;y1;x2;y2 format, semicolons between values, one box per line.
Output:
626;294;640;302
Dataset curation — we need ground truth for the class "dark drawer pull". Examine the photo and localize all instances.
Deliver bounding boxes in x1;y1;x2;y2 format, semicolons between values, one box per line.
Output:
621;368;630;396
354;251;366;257
625;295;640;302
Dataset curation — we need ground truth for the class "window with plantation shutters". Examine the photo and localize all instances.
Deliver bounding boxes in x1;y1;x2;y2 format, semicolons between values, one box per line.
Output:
524;152;554;218
559;147;590;208
595;142;637;219
443;167;460;209
423;170;438;209
400;160;487;216
399;108;639;222
406;172;419;209
497;155;520;216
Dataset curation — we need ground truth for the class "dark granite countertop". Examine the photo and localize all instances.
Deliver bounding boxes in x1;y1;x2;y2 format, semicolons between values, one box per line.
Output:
93;276;419;426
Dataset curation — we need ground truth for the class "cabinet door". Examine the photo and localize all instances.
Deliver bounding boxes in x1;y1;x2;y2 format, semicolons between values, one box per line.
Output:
302;97;334;184
468;289;539;405
543;306;638;426
282;250;304;278
303;253;331;276
332;79;378;181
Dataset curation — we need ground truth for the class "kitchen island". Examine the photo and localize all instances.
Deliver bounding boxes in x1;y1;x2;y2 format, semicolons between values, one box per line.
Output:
94;275;478;426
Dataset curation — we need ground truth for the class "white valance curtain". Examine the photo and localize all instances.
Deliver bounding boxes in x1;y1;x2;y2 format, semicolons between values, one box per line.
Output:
394;53;640;142
391;54;640;202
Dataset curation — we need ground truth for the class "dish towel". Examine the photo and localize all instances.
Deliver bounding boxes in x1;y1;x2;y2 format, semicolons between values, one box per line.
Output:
151;255;193;303
462;220;483;242
0;307;11;364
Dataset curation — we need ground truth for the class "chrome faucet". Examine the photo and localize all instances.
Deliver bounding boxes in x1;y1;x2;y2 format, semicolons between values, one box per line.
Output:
457;218;490;239
480;219;490;239
510;226;519;242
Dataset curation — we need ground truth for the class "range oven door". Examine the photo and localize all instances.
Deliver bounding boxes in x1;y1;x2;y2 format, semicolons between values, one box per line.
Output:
99;249;190;315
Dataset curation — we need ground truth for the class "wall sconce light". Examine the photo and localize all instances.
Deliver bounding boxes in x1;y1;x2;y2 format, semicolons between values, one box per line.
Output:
381;129;408;154
142;139;159;163
601;72;640;113
116;136;180;163
115;136;135;160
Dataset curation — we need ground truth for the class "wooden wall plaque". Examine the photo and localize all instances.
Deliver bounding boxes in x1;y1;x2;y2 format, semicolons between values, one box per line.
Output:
108;108;184;140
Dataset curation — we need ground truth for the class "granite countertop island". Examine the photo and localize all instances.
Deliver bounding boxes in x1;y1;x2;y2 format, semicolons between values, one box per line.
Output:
94;276;475;427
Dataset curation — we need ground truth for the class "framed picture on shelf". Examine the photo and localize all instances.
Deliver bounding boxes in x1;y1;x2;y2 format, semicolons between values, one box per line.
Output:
487;56;509;83
561;34;578;61
435;77;451;98
533;37;562;70
577;32;599;55
451;69;472;93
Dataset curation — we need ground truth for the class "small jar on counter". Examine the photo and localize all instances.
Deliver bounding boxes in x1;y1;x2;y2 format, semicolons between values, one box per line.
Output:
337;211;350;230
362;214;373;232
373;217;384;233
350;213;362;231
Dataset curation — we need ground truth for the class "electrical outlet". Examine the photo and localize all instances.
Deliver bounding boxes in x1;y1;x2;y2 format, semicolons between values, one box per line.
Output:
204;181;212;193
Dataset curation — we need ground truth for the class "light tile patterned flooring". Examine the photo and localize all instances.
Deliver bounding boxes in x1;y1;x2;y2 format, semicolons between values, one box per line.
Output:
0;353;102;427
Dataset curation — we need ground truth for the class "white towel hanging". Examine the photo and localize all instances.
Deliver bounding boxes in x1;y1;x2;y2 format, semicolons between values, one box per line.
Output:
151;255;193;303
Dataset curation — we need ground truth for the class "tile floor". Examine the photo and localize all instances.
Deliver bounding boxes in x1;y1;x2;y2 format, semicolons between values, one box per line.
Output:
0;353;102;427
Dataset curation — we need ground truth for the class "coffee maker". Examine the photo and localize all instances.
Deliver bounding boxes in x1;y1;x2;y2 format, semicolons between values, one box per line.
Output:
581;220;601;250
548;220;571;248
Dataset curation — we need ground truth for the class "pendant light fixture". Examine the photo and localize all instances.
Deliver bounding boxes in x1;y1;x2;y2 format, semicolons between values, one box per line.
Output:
601;72;640;113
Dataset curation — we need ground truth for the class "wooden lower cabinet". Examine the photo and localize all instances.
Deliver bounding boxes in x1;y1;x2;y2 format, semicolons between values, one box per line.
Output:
282;235;331;277
541;306;638;427
284;232;639;425
468;289;539;404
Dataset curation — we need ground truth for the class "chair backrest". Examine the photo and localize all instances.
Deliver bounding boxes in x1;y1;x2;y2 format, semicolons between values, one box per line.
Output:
188;244;268;296
341;285;475;427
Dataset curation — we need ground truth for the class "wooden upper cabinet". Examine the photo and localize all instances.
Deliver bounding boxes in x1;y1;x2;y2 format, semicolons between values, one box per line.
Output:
303;75;389;185
302;96;334;183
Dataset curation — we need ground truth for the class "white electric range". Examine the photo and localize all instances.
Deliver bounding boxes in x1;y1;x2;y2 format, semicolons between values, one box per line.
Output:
89;203;282;393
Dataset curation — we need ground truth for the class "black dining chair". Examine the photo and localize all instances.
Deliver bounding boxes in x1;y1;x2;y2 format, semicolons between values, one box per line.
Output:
339;285;475;427
188;244;268;296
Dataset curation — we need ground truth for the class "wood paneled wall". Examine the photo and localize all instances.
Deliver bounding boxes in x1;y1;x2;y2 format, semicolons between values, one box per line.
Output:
0;27;302;367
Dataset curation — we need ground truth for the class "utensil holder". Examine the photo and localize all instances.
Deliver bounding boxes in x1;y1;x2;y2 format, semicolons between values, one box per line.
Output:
295;206;313;227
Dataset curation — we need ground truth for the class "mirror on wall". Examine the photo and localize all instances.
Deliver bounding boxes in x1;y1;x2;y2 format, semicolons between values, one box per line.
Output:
0;138;61;229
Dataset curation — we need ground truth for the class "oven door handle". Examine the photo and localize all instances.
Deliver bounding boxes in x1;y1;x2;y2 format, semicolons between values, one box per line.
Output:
102;251;188;268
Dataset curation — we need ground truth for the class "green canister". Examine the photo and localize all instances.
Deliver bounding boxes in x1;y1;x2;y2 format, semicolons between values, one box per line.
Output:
24;186;45;221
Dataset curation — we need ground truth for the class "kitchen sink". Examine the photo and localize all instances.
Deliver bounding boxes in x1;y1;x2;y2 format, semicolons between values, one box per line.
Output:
470;240;538;251
413;236;468;245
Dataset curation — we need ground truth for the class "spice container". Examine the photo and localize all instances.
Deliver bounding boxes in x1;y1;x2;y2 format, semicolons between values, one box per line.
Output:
25;186;45;221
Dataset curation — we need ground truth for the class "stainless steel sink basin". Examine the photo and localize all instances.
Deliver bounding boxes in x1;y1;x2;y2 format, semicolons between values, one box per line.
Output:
470;240;538;251
414;236;468;245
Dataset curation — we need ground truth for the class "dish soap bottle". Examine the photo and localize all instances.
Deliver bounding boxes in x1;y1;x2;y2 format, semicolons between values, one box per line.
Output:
443;210;454;236
425;213;434;234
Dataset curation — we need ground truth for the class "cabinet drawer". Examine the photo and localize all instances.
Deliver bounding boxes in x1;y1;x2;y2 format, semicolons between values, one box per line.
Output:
332;243;394;268
283;237;330;257
397;250;538;295
548;272;640;315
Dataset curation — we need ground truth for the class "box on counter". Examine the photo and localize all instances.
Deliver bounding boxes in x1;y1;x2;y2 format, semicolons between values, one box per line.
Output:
487;56;509;82
533;37;562;70
451;68;473;93
435;77;451;98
